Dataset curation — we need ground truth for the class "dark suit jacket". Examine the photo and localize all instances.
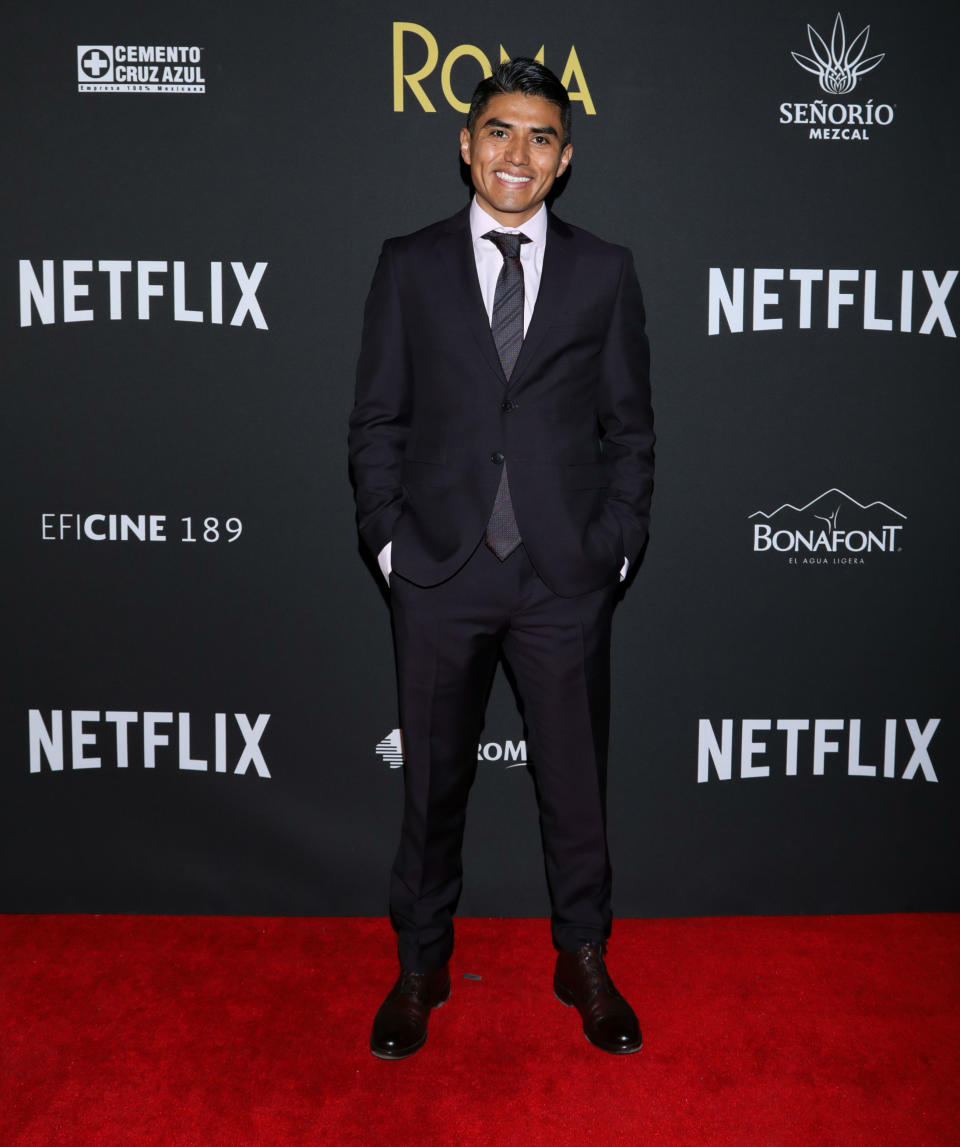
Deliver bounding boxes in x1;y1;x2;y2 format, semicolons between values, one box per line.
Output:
348;206;655;598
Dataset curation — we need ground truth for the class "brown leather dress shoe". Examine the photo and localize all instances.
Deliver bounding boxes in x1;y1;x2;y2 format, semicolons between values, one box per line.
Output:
554;942;642;1054
370;966;451;1059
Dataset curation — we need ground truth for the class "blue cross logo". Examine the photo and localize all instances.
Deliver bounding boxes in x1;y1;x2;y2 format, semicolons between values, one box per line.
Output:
81;48;110;79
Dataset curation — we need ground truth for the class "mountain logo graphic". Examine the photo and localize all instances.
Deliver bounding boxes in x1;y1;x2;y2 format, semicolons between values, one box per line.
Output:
791;13;884;95
749;488;906;523
375;729;404;769
749;488;906;559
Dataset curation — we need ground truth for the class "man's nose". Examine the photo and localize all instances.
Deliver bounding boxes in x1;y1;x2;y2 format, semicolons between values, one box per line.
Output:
504;136;529;165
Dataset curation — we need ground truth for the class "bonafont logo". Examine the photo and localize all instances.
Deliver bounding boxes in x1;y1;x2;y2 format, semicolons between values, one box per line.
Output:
749;487;905;566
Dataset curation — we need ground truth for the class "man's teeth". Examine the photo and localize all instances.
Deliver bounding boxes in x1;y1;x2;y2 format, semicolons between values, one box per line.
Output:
496;172;531;183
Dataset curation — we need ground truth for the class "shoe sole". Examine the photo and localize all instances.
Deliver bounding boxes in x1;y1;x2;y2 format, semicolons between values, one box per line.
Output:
369;981;451;1060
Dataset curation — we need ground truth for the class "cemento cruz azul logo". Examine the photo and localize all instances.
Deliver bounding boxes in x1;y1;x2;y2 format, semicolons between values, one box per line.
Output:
77;44;206;94
791;13;883;94
393;23;594;115
749;488;905;566
781;13;891;140
375;729;528;769
698;718;939;783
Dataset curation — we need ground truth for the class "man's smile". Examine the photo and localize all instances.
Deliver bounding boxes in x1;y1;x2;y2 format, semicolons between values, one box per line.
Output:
494;171;532;185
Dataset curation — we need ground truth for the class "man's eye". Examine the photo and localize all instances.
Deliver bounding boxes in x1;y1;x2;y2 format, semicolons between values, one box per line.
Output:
490;129;506;138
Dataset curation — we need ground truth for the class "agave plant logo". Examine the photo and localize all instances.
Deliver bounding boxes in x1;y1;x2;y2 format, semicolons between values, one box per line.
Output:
792;13;884;95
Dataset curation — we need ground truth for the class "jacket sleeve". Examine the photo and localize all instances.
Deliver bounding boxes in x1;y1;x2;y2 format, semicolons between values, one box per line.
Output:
347;241;411;557
596;248;655;567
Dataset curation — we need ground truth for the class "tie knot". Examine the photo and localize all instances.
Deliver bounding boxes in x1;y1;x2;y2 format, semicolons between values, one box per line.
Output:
483;231;530;260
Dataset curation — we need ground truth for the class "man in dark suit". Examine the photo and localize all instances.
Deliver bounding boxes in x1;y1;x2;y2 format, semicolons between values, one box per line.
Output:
349;58;654;1059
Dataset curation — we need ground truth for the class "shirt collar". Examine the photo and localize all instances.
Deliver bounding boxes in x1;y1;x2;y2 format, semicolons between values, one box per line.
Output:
470;197;548;251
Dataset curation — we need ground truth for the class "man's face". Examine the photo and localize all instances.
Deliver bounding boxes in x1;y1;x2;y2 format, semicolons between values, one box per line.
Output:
459;92;572;227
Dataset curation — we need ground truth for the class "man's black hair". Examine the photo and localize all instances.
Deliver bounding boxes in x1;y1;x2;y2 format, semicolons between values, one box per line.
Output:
467;58;572;148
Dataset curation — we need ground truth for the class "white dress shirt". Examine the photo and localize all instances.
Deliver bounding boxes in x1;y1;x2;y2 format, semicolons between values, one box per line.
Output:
377;199;627;584
469;196;547;335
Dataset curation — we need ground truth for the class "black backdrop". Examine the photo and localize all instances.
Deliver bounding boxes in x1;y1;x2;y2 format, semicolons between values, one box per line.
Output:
4;0;957;918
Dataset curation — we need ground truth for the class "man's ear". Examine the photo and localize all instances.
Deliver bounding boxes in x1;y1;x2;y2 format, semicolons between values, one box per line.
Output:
558;143;573;176
459;127;472;165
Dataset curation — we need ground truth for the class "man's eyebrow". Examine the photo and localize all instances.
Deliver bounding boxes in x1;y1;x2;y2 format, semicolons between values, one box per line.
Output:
482;117;558;136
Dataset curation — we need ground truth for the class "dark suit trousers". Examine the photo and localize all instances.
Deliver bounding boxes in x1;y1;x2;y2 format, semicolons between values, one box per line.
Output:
389;542;617;972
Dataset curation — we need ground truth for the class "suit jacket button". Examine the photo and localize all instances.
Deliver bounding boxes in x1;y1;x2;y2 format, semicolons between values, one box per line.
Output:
501;400;515;413
490;451;505;464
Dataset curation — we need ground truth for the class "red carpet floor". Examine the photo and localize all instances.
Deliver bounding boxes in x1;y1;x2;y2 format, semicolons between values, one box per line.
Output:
2;913;957;1146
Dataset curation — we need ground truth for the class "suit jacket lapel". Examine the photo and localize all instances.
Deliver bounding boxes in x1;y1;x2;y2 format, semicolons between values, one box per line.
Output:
434;208;505;384
433;207;577;389
508;212;576;388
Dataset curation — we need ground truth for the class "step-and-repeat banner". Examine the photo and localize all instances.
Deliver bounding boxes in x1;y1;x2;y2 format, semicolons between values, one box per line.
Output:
4;1;956;916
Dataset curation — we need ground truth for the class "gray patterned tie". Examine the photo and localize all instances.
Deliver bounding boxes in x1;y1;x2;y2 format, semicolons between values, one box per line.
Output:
483;230;530;560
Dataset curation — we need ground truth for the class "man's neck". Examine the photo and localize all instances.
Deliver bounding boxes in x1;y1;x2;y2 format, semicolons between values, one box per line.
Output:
472;198;546;233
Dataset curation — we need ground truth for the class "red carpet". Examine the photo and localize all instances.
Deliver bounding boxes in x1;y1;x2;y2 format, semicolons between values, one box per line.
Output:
2;914;957;1146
